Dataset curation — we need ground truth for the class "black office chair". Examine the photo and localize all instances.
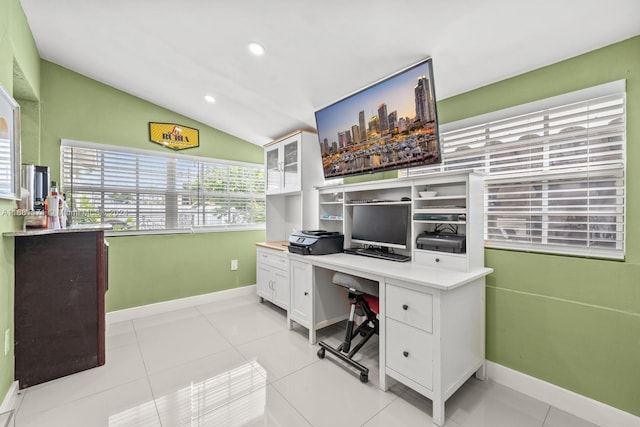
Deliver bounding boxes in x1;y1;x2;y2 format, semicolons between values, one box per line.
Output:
317;272;379;383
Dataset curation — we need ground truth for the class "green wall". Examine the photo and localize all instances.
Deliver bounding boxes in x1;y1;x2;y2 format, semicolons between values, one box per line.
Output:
438;36;640;416
0;0;40;408
38;61;266;313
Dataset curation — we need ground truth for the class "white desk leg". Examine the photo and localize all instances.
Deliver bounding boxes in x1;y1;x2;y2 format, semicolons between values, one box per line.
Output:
433;397;445;427
308;325;316;344
286;314;293;331
475;361;486;381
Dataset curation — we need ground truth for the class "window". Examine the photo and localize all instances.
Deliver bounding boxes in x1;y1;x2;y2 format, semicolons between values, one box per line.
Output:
61;140;265;234
405;81;625;259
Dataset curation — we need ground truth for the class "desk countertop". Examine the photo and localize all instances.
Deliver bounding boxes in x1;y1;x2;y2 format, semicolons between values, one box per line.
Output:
5;224;113;237
289;252;492;291
256;241;290;252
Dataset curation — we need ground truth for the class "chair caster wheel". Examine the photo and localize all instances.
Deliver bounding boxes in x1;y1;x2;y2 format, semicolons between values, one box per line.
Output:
317;348;325;359
360;373;368;383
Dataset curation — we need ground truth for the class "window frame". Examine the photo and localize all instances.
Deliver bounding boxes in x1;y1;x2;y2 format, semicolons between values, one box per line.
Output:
61;139;266;236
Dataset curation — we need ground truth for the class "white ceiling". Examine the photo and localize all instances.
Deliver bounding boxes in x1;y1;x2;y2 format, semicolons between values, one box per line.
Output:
19;0;640;146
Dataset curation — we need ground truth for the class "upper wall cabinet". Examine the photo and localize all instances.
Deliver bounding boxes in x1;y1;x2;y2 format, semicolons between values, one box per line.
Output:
265;132;309;195
264;130;324;242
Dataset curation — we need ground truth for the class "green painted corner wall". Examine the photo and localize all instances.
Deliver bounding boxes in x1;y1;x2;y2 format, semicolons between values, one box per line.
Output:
36;61;266;313
438;36;640;416
0;0;40;408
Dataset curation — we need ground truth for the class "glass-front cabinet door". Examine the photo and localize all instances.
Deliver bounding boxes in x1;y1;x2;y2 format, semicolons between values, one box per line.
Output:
282;137;300;193
265;145;281;194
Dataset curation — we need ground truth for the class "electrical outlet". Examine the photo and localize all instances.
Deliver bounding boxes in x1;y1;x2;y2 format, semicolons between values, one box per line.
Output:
231;259;238;271
4;329;9;356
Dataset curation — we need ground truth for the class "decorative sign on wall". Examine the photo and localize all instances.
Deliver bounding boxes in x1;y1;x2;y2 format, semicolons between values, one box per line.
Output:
149;122;199;150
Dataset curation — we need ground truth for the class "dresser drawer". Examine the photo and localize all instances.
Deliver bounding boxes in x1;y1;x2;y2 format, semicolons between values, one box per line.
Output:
257;248;289;270
386;318;433;389
386;284;433;333
414;250;466;271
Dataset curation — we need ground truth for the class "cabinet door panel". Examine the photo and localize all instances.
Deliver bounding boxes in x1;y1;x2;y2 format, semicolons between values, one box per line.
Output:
282;138;300;193
265;146;281;194
256;263;272;300
272;267;289;309
290;260;312;323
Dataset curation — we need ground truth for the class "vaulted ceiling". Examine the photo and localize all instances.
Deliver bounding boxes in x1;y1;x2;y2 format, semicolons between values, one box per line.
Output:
19;0;640;145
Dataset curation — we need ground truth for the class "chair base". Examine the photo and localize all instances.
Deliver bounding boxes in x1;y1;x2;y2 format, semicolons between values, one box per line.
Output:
316;291;378;383
317;341;370;383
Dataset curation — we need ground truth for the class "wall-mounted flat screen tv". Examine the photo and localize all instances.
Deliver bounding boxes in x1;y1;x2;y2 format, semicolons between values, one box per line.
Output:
315;58;441;179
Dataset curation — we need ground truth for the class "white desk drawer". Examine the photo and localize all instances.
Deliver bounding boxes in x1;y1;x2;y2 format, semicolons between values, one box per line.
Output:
414;250;466;271
386;284;433;333
257;248;289;269
386;318;433;389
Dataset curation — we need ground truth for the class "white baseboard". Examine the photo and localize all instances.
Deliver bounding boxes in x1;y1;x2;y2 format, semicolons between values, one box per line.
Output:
0;381;19;414
106;285;257;324
486;361;640;427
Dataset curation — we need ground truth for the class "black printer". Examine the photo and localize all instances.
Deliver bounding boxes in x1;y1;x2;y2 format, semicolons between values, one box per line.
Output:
416;232;466;253
288;230;344;255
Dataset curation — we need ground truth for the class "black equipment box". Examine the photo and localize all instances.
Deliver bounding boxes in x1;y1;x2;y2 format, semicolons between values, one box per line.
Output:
416;232;466;253
288;230;344;255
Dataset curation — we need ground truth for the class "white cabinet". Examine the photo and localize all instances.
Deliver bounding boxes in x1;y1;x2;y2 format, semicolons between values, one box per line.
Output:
256;247;289;310
265;133;302;195
264;130;323;242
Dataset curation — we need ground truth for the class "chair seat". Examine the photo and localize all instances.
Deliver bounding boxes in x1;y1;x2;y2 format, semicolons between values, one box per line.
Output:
332;272;379;297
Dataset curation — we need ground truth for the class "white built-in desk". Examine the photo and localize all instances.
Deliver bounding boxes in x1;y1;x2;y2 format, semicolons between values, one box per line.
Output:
287;252;493;427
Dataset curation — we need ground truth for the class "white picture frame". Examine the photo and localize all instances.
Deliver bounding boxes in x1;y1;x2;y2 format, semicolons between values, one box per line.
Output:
0;82;21;200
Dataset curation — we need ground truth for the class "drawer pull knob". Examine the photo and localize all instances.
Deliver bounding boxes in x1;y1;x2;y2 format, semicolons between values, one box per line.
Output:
403;351;409;358
402;304;409;310
435;258;440;262
304;291;309;296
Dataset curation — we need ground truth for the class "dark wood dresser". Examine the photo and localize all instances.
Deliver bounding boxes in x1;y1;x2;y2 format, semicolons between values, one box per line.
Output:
9;225;110;389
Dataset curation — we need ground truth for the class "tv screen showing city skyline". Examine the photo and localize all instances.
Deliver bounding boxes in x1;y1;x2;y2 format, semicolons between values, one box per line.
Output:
315;58;441;179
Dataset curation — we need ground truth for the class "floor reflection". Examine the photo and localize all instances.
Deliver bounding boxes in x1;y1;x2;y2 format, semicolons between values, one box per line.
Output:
109;361;267;426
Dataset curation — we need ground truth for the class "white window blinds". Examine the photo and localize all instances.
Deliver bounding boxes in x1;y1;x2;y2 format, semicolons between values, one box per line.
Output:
405;81;626;259
61;140;265;233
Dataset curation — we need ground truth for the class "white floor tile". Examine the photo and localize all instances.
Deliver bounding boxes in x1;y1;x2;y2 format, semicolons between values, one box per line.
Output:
18;342;146;416
236;329;319;382
136;315;233;374
202;302;289;346
15;378;160;427
106;320;138;349
187;385;312;427
149;348;268;425
271;360;398;427
132;306;203;331
543;406;599;427
446;378;550;427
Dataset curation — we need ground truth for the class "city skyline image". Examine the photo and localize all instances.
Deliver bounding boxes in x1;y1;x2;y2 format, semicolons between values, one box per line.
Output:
315;59;440;178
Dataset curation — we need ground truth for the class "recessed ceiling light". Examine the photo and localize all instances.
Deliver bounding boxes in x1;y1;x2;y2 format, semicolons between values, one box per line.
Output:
204;95;216;103
248;42;265;56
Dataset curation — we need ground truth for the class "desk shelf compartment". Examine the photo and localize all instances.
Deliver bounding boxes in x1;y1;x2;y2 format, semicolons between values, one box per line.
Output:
319;190;344;233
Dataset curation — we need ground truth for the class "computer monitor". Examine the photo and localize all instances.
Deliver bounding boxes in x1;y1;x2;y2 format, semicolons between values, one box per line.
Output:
351;204;409;250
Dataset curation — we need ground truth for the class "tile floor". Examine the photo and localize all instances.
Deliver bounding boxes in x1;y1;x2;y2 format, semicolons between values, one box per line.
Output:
10;294;598;427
